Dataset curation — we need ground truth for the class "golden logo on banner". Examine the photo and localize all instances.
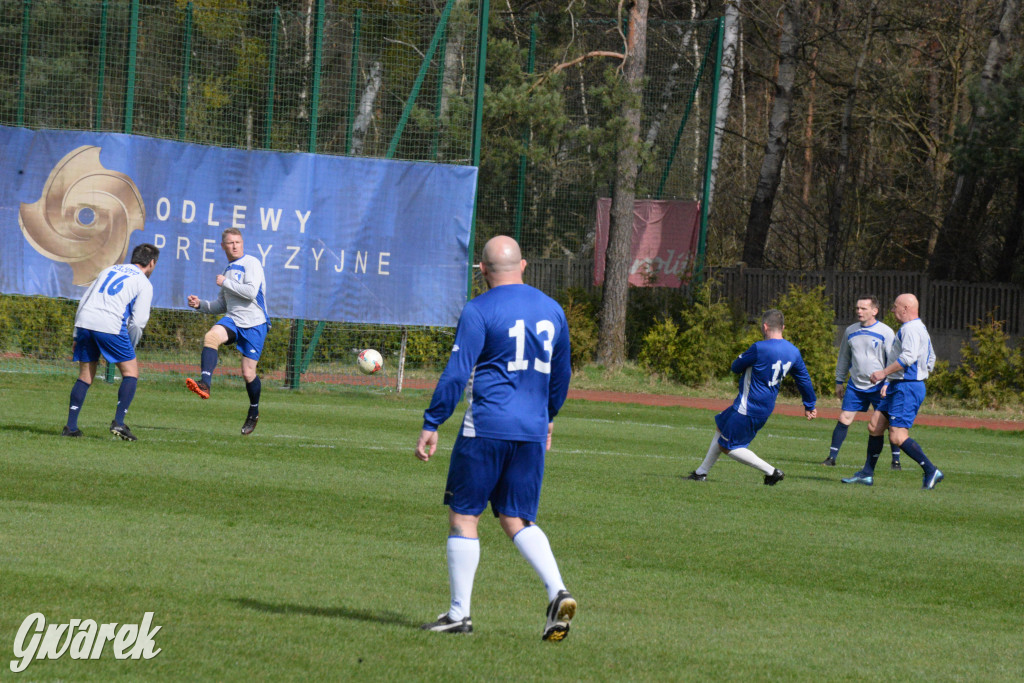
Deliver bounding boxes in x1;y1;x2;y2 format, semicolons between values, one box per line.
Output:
19;146;145;286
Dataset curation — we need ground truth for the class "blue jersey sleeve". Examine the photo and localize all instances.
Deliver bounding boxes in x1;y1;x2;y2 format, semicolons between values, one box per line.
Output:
547;312;572;420
731;344;758;375
790;354;817;410
422;305;486;431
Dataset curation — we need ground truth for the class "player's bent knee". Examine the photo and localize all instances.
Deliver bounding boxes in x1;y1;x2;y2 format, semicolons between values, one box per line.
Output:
204;328;228;347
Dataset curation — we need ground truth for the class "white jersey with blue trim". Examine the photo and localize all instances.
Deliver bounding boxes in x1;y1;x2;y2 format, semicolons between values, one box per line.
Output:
74;263;153;347
197;253;269;328
889;318;935;381
730;338;816;419
422;283;572;443
835;320;895;391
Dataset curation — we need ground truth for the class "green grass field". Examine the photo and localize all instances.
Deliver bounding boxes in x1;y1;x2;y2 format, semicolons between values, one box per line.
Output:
1;373;1022;681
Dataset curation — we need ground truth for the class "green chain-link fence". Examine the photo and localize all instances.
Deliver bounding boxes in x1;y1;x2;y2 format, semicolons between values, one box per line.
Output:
0;1;720;389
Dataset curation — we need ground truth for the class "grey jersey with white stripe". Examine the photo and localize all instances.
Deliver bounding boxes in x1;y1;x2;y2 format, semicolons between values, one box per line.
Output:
196;253;269;328
835;320;895;391
889;318;936;381
74;263;153;347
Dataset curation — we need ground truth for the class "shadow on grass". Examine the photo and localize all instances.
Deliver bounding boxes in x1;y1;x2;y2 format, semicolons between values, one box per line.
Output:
230;597;419;628
1;422;75;438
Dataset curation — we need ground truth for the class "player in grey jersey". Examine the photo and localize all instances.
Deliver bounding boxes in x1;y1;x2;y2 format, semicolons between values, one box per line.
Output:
63;243;159;441
823;295;902;469
843;293;943;489
185;228;269;436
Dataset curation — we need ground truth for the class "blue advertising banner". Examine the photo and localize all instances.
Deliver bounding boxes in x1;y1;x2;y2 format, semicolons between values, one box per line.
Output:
0;125;476;326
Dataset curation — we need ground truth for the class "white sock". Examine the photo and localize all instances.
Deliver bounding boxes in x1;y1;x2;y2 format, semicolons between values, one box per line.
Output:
727;447;775;475
696;432;723;475
513;525;566;601
446;536;479;620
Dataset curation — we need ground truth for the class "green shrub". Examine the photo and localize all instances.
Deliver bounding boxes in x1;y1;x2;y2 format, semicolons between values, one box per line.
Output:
559;288;599;369
770;284;838;398
404;327;455;370
257;318;291;372
142;308;215;353
638;317;682;379
0;295;76;359
638;283;744;386
673;283;745;385
937;316;1022;409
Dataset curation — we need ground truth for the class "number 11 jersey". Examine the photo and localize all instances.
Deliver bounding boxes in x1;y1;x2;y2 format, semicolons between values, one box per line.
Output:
729;338;816;419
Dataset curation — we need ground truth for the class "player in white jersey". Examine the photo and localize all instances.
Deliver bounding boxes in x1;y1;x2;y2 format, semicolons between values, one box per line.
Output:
415;236;576;641
63;243;159;441
843;293;944;489
822;295;902;468
184;228;269;436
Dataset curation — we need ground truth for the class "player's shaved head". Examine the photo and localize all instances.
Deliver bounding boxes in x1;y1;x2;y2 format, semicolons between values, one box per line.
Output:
482;235;522;273
892;292;920;323
895;293;918;312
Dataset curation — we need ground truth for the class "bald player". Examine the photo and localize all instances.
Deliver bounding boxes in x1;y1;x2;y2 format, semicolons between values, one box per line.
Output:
843;293;944;489
415;235;576;641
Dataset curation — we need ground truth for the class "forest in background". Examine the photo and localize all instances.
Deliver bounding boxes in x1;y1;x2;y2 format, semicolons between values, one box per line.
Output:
1;0;1021;285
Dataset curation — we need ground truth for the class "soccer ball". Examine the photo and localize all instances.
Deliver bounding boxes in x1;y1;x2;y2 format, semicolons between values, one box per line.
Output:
356;348;383;375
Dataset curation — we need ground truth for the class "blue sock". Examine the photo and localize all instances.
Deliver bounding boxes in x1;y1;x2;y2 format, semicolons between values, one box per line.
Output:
67;379;90;430
891;445;901;463
829;422;849;460
863;435;883;475
245;377;261;419
200;347;219;385
900;438;935;474
115;376;138;425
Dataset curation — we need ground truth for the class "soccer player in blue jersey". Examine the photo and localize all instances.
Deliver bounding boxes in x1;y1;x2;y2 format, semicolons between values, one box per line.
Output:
823;295;902;468
185;228;269;436
62;243;159;441
415;235;575;641
687;309;817;484
843;293;944;489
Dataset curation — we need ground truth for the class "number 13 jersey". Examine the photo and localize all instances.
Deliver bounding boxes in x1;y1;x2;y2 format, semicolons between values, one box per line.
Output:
423;284;572;443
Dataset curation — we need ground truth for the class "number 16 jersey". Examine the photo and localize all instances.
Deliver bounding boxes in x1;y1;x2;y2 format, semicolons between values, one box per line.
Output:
423;284;572;443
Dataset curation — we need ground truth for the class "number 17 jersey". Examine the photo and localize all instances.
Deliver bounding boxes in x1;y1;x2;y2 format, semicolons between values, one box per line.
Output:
423;284;572;443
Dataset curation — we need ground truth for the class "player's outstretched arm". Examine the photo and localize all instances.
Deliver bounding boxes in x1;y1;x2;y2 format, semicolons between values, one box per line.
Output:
415;429;438;462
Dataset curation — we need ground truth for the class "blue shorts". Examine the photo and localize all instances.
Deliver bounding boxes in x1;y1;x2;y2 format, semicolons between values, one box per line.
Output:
215;317;267;360
841;384;884;412
72;327;135;364
444;433;546;521
878;381;925;429
714;406;768;450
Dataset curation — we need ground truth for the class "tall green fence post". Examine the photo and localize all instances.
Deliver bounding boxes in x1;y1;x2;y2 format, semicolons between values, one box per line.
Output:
386;0;458;159
286;0;326;390
95;0;109;130
695;18;724;282
656;22;717;200
178;2;193;141
17;0;31;127
467;0;490;298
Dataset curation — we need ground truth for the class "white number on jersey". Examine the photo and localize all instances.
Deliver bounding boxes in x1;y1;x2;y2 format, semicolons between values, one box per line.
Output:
769;360;793;387
507;319;555;374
